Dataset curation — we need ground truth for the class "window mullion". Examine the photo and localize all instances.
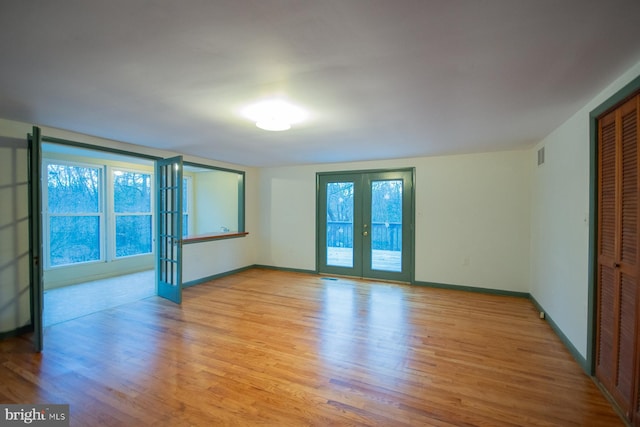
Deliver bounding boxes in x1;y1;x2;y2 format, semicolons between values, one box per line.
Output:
42;160;51;270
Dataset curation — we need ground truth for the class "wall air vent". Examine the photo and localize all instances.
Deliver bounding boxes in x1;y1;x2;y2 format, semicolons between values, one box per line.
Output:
537;146;545;166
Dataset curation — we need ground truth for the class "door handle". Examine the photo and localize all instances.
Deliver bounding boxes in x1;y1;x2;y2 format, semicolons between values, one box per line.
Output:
363;231;368;236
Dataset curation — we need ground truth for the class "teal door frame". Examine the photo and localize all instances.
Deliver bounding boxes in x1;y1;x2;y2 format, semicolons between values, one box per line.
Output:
318;172;364;276
317;168;415;282
28;126;43;352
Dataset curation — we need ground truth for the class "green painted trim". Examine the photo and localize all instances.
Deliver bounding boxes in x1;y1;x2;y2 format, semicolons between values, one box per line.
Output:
184;265;318;288
28;126;43;352
587;73;640;375
251;264;318;275
590;74;640;118
412;280;529;298
41;135;161;161
183;265;254;288
587;111;599;376
315;173;321;273
317;167;415;177
183;160;244;176
409;168;416;284
238;172;245;232
182;161;246;233
530;296;588;373
0;324;34;341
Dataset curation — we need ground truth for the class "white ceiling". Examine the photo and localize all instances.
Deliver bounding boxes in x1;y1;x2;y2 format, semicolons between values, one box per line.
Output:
2;1;640;167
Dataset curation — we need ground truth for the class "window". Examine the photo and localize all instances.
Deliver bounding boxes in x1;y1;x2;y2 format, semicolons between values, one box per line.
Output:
113;169;152;257
44;159;155;268
46;162;103;267
42;142;247;274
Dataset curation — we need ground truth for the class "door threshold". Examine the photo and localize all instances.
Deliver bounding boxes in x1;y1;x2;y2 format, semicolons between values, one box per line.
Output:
318;272;410;285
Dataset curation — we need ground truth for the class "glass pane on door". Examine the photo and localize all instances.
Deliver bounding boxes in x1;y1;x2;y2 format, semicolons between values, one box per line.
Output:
370;179;402;272
326;182;354;267
156;156;183;304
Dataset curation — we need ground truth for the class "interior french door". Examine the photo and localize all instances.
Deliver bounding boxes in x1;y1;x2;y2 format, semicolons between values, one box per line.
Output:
318;169;413;282
156;156;183;303
28;126;44;351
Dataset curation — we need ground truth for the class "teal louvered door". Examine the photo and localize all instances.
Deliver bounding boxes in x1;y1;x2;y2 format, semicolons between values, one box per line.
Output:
596;94;640;424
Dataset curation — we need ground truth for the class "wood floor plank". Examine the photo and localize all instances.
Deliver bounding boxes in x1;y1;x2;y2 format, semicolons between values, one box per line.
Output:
0;268;624;426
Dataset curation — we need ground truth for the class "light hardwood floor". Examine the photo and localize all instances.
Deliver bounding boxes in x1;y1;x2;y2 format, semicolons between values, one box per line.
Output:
44;270;155;326
0;268;623;426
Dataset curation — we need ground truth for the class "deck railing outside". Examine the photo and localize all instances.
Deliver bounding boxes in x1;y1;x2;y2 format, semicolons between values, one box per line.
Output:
326;221;402;250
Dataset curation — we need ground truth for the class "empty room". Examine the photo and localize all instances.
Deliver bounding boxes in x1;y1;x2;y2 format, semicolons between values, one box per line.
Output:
2;1;640;425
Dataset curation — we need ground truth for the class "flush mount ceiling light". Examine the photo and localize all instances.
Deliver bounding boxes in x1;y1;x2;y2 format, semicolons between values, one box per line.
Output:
242;99;308;131
256;117;291;132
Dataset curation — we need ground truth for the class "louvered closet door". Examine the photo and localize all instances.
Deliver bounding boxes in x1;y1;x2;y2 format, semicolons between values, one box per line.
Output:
631;95;640;427
596;94;640;424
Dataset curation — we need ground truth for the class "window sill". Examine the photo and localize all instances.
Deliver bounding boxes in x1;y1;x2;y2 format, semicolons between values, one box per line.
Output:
182;231;249;245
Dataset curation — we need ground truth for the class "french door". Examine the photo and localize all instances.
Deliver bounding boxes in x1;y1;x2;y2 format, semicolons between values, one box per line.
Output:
317;169;414;282
155;156;183;303
28;126;43;352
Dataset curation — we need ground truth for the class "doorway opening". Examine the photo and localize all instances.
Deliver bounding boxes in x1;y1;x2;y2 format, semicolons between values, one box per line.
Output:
41;142;157;326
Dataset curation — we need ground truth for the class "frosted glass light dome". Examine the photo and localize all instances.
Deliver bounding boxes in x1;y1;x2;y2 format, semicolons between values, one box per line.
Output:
242;99;307;131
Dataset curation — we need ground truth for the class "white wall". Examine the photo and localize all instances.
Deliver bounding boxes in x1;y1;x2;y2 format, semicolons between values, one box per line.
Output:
530;59;640;360
0;117;259;334
416;151;530;291
258;150;531;292
193;169;240;234
0;119;31;333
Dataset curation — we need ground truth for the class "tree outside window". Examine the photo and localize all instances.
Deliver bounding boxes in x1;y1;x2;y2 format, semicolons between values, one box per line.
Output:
47;163;102;266
113;170;152;257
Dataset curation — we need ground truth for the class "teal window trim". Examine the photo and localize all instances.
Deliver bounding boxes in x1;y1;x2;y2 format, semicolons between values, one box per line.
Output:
183;160;246;234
